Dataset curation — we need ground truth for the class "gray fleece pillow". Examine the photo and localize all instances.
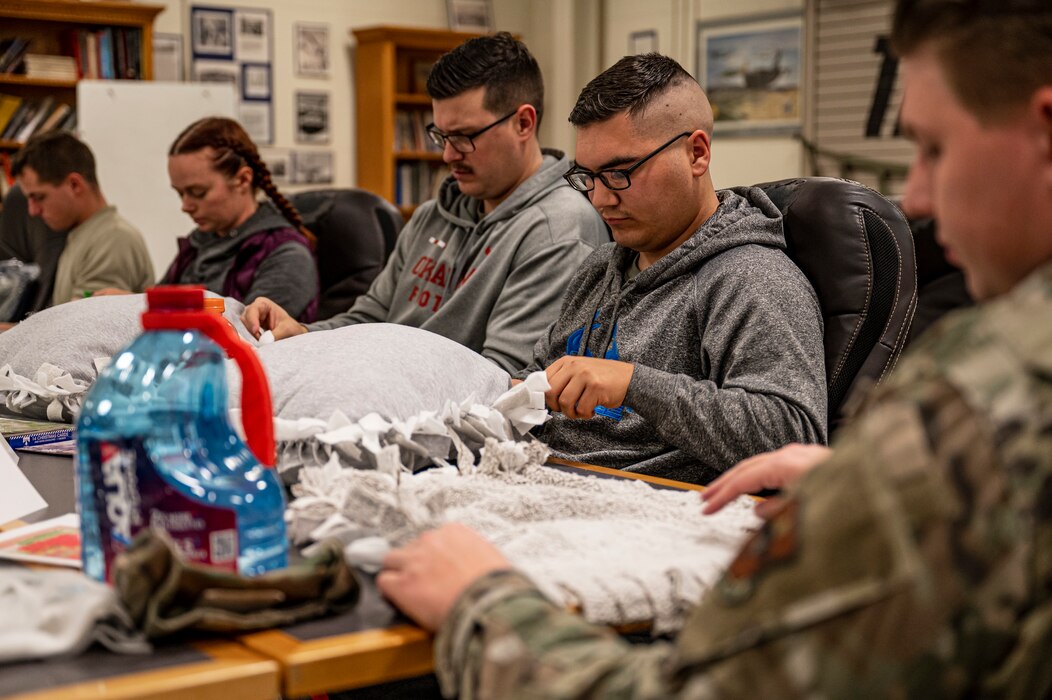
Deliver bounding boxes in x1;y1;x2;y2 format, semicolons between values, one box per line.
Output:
0;293;249;421
234;323;510;424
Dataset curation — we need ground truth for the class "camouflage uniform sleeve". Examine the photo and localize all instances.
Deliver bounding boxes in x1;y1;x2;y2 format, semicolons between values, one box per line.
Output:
436;373;1052;699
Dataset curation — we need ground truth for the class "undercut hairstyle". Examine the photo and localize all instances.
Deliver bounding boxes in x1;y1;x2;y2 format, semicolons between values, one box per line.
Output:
169;117;314;245
569;53;698;127
12;131;99;187
891;0;1052;123
427;32;545;127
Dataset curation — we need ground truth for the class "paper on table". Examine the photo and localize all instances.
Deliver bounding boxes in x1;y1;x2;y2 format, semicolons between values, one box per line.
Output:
0;513;80;568
0;444;47;525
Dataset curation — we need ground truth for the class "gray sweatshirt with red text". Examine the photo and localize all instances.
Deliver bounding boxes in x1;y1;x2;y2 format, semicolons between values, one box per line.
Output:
307;150;608;373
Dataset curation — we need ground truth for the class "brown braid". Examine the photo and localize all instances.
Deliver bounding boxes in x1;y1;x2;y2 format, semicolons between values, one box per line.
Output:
169;117;316;248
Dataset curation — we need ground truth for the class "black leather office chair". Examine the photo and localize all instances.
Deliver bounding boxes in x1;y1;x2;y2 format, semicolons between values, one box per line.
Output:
905;216;973;346
756;177;918;434
0;184;67;319
290;188;404;321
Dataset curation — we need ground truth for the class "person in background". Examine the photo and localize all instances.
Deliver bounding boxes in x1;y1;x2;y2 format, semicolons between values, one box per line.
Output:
242;32;607;373
162;116;319;321
12;131;153;306
376;0;1052;696
514;54;826;484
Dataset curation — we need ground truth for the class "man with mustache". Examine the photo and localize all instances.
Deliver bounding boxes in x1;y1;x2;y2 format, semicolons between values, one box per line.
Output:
377;0;1052;696
243;32;607;373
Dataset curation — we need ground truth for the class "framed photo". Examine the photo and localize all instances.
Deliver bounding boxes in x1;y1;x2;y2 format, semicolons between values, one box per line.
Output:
446;0;494;32
629;30;657;55
239;101;272;145
411;59;436;94
241;62;271;101
260;148;291;185
153;33;184;82
292;150;333;185
696;12;803;135
295;23;330;78
191;7;234;59
295;91;330;143
236;8;271;63
192;58;239;91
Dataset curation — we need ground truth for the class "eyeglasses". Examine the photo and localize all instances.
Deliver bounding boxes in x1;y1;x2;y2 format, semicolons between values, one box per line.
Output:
425;110;518;154
563;132;692;193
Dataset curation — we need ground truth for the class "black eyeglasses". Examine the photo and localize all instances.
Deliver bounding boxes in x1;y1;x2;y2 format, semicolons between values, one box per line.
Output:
563;132;692;193
425;110;518;154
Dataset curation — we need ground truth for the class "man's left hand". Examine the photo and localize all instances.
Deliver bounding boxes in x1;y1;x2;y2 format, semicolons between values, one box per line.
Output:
545;356;634;419
377;523;511;632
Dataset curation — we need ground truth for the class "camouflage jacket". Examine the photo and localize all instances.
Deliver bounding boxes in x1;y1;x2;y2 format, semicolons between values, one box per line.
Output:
434;261;1052;699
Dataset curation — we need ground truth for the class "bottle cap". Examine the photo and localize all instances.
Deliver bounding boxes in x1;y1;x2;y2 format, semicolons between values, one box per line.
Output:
203;297;226;314
146;285;206;311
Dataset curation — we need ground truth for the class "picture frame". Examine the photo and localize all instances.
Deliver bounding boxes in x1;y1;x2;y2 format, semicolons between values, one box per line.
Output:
695;11;803;136
411;58;436;94
446;0;494;32
241;62;271;101
260;148;291;185
295;91;330;144
153;33;184;82
239;101;272;145
295;23;330;78
629;30;657;55
191;7;234;59
192;58;238;91
291;150;333;185
235;8;271;63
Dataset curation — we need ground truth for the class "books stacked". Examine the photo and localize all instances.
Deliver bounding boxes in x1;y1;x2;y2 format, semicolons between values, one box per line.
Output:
0;95;76;144
21;54;78;81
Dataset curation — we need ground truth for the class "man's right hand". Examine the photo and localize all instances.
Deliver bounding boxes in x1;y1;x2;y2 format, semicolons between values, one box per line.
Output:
241;296;309;340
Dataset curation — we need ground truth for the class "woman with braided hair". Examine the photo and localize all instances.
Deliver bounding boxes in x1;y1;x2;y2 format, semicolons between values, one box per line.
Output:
162;117;319;321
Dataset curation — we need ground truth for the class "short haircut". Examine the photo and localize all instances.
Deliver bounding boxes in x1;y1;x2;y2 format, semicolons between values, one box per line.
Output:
427;32;545;127
12;131;98;187
569;53;697;128
891;0;1052;123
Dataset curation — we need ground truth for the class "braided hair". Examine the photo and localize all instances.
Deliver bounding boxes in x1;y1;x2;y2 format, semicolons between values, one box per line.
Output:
169;117;316;246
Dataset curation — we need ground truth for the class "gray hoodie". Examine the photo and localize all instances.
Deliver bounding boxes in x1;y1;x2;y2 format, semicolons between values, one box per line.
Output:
309;150;608;372
520;187;827;484
163;201;318;319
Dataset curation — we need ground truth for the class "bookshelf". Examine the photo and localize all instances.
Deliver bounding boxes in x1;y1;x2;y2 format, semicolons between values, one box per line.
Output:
352;26;483;220
0;0;164;151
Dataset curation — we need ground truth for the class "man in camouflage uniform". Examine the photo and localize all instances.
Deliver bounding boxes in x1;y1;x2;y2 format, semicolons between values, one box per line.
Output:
377;1;1052;696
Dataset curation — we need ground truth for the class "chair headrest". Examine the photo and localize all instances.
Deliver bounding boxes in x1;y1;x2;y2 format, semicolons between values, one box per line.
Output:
755;177;917;432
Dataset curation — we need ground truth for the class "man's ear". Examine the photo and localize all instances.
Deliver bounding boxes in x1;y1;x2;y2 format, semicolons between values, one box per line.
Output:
65;172;87;195
689;129;712;177
514;104;538;139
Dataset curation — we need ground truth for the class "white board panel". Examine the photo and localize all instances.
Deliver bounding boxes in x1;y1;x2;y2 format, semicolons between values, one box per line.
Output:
77;80;237;279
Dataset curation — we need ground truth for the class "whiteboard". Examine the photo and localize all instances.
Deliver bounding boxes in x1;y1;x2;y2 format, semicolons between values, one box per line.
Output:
77;80;237;279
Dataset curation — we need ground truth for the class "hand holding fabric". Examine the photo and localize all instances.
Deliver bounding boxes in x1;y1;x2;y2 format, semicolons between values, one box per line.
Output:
241;295;308;340
544;356;634;420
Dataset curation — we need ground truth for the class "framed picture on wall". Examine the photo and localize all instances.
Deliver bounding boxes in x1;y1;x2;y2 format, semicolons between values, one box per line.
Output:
241;62;270;100
696;11;803;135
447;0;494;32
153;33;184;81
295;91;330;143
191;7;234;59
235;8;271;63
295;23;330;77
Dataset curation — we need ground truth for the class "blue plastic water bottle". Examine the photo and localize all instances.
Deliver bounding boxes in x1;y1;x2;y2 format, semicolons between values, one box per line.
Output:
76;286;287;581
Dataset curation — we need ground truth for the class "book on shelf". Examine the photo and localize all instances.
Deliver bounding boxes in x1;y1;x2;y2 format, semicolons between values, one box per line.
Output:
395;161;445;207
0;94;22;136
21;54;78;81
13;96;55;143
0;38;31;75
0;416;75;450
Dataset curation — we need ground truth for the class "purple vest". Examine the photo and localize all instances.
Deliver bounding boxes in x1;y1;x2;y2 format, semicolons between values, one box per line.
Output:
163;228;318;322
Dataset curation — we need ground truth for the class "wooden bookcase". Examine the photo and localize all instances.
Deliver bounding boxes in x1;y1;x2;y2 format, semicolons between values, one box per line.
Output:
351;26;482;219
0;0;164;151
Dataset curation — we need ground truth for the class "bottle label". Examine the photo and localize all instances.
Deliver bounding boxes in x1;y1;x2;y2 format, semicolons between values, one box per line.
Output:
84;437;239;579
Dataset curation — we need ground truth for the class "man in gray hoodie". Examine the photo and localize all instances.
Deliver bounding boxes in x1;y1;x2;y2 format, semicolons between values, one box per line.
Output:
518;54;827;484
242;33;607;373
